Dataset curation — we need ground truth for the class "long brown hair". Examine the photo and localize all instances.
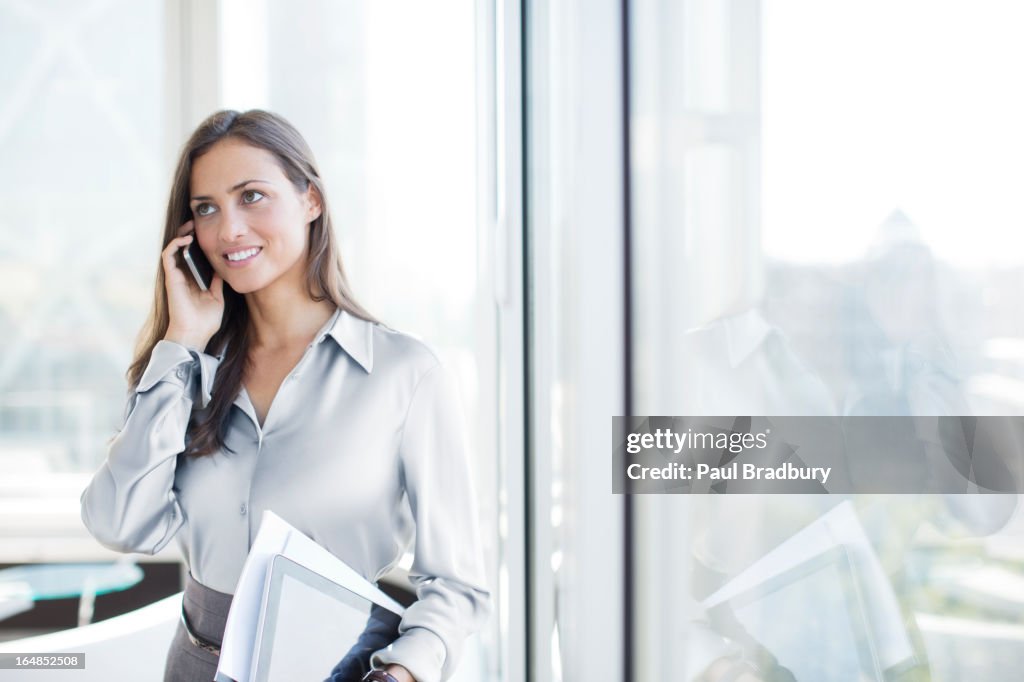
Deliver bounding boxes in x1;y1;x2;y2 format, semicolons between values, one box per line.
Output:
128;109;378;457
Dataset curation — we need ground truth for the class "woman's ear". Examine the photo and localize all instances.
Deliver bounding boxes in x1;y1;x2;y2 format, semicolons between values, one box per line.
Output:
305;185;323;222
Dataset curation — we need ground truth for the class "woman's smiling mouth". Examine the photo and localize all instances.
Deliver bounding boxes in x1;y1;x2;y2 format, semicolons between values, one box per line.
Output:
224;246;263;266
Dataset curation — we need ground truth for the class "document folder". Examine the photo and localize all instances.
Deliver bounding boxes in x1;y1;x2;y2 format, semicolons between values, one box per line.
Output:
215;511;404;682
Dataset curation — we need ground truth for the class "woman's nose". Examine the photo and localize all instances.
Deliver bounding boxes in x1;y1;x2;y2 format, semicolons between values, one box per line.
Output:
217;208;248;242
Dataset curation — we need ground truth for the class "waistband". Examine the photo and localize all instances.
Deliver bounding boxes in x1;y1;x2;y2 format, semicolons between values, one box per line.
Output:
181;573;233;654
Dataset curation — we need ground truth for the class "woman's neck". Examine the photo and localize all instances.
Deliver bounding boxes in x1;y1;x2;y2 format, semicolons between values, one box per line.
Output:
244;283;336;351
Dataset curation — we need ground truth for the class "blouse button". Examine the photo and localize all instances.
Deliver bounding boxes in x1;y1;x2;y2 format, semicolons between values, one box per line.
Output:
240;503;248;515
175;365;190;381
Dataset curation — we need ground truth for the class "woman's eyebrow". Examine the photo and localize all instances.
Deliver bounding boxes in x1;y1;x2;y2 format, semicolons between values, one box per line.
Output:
190;179;272;202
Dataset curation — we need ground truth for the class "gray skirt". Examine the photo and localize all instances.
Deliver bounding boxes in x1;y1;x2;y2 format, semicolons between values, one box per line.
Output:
164;574;232;682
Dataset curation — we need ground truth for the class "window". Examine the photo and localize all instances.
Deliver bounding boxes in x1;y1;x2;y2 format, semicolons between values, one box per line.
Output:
630;1;1024;679
0;0;165;480
2;7;502;679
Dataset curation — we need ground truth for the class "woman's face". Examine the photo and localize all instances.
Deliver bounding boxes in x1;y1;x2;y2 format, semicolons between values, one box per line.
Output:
189;139;321;296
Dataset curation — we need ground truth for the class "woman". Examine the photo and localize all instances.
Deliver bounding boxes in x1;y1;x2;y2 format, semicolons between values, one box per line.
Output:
80;110;490;682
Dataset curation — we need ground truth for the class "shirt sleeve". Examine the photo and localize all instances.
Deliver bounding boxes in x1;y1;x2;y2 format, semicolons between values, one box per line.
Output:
80;340;220;555
370;362;492;682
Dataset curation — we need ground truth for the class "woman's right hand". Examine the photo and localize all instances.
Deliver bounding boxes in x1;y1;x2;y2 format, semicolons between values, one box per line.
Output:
701;657;764;682
162;221;225;351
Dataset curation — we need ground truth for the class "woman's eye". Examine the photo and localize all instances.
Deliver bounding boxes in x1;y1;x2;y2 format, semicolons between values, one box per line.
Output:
194;203;215;217
241;189;265;204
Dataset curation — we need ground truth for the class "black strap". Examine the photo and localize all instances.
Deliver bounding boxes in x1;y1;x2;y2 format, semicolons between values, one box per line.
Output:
180;605;222;656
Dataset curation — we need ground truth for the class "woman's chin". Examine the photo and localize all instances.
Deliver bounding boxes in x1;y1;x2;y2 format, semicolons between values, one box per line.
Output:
222;274;268;296
222;260;304;297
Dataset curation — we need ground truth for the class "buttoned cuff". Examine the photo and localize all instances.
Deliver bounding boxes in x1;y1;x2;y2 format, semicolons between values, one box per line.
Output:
136;340;220;408
370;627;447;682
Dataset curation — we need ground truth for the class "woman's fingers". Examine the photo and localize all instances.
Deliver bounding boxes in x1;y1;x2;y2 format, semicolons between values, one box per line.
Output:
162;233;192;257
208;273;224;301
161;228;223;350
161;234;193;275
164;222;197;277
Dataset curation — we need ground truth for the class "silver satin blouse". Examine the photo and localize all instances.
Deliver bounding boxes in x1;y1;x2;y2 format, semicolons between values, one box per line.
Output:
80;307;490;682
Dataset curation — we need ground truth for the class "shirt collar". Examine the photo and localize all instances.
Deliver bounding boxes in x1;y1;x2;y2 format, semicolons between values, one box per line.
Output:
721;308;774;368
321;307;375;373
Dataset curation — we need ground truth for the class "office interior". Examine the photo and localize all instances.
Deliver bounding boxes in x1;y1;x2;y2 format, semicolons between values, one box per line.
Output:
1;0;1024;680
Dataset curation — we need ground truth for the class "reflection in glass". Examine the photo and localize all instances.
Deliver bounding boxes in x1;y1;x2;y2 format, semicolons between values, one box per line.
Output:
631;1;1024;679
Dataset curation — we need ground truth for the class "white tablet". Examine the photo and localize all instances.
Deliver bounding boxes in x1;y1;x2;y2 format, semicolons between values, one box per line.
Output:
250;554;403;682
705;546;894;681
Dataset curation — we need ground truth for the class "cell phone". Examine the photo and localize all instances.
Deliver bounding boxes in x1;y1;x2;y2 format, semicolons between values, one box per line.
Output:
181;237;214;291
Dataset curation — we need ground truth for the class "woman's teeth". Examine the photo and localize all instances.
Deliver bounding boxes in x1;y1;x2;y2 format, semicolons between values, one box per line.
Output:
226;247;261;262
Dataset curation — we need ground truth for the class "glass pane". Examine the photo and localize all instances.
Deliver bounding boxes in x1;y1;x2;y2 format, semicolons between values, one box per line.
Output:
0;0;165;477
218;2;499;678
632;1;1024;679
